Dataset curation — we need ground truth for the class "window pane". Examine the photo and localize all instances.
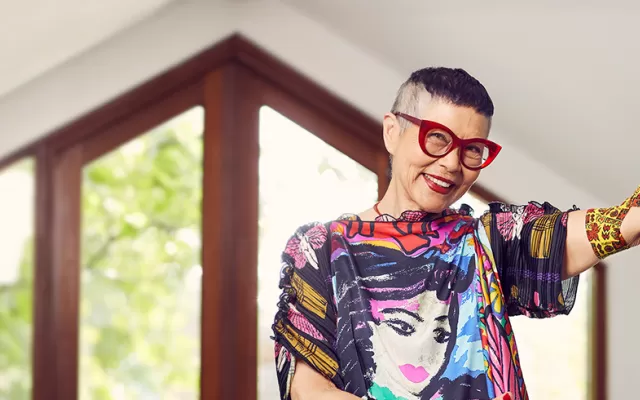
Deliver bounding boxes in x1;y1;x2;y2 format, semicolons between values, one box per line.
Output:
257;106;379;399
455;192;589;399
0;159;35;400
79;107;204;399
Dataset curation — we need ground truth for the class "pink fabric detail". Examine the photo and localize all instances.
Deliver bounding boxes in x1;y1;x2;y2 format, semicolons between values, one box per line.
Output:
306;224;328;249
369;298;419;322
522;203;545;224
274;342;282;357
288;307;325;341
399;364;430;383
284;237;306;269
561;212;568;227
496;212;515;240
487;314;519;399
284;224;328;269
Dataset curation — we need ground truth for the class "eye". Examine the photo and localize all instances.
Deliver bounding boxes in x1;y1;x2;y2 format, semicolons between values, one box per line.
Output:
433;327;451;344
467;145;482;154
464;143;488;161
432;132;447;140
384;319;416;336
427;131;450;143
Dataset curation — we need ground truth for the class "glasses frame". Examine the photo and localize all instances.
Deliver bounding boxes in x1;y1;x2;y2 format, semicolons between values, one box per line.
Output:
394;112;502;170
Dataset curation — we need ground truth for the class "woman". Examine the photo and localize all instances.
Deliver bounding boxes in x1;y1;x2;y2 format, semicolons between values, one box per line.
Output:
272;67;640;400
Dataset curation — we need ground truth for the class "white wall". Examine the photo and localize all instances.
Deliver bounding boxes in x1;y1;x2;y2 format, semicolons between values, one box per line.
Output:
0;0;238;158
0;0;632;397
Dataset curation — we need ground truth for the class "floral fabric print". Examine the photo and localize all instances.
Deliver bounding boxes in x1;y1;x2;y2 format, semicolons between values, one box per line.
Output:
272;202;579;400
586;184;640;259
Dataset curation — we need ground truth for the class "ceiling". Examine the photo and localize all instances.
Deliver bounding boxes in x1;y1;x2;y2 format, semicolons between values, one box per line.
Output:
0;0;638;204
0;0;176;98
283;0;640;203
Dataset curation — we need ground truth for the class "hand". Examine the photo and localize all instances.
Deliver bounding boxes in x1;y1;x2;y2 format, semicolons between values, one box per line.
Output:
493;393;513;400
291;360;361;400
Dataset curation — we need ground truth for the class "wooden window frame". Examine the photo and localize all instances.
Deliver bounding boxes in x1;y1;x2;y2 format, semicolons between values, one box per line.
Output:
0;34;606;400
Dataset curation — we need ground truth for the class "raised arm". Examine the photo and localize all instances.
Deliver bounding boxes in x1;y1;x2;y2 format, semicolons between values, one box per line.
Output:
564;185;640;278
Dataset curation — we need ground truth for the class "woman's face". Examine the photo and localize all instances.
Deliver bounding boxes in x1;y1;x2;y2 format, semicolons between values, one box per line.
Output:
368;289;453;396
383;96;491;213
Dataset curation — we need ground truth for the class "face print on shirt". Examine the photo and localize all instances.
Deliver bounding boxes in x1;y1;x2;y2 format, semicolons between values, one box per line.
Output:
368;289;455;399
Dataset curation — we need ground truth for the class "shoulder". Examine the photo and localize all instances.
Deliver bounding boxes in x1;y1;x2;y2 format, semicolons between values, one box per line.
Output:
289;221;330;238
282;221;331;270
478;201;577;240
480;201;571;219
285;215;356;244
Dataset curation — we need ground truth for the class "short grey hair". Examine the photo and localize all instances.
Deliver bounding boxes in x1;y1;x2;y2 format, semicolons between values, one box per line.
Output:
390;80;423;132
390;67;494;131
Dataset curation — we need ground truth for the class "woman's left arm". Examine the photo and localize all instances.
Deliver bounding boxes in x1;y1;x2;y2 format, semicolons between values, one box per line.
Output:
564;185;640;278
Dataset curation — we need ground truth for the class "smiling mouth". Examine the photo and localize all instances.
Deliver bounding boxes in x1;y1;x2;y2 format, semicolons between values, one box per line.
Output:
423;174;455;194
425;174;453;188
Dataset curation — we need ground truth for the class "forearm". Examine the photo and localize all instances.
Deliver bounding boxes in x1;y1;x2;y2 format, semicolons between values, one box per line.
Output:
622;207;640;248
293;388;361;400
564;186;640;277
290;360;361;400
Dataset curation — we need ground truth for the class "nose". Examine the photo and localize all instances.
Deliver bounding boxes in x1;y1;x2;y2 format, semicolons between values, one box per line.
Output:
437;147;463;173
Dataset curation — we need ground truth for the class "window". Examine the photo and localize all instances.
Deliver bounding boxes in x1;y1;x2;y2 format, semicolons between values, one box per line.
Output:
0;158;35;400
79;107;204;399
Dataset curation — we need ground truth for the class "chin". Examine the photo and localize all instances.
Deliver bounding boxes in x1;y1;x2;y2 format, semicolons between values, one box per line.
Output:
414;193;451;213
419;202;448;214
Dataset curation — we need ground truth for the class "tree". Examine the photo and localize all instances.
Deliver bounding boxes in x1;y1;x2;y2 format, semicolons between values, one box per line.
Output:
0;159;34;400
0;107;204;400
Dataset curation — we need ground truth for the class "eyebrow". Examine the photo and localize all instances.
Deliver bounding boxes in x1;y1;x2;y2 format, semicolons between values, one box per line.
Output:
381;307;424;322
434;315;448;322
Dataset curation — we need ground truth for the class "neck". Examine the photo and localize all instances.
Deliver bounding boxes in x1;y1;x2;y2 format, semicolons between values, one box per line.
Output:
376;178;424;218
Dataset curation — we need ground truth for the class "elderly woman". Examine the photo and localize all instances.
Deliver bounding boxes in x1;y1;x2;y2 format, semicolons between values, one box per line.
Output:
271;67;640;400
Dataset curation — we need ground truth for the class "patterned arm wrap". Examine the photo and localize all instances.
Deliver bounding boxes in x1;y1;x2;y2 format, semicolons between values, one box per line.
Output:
586;185;640;259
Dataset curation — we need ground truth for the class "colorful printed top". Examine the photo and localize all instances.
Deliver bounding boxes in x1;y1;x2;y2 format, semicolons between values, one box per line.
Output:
272;202;579;400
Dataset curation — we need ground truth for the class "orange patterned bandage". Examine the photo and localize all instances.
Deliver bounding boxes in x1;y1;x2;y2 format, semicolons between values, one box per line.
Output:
586;185;640;259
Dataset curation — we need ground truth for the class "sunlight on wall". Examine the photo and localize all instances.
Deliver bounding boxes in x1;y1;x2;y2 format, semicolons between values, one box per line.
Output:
0;158;34;399
0;161;33;285
257;106;378;399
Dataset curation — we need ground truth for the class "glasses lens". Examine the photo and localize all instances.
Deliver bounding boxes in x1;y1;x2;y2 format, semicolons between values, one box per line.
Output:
424;130;452;156
462;142;491;168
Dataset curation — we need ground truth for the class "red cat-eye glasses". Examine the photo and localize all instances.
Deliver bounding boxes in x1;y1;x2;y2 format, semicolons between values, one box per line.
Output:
395;112;502;170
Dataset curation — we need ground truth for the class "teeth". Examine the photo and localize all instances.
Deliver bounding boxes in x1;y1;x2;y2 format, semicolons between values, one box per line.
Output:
425;175;452;188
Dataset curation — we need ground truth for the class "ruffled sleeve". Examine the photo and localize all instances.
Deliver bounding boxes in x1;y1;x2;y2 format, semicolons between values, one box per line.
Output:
271;222;341;400
479;201;580;318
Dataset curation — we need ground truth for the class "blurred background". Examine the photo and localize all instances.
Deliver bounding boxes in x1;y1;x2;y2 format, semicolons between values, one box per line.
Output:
0;0;637;399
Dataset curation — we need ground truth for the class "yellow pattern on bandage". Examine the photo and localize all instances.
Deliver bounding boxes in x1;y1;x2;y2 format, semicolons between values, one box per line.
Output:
274;320;338;378
291;272;328;319
586;185;640;259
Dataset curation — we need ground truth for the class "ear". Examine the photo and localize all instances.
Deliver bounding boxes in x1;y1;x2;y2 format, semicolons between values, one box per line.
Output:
382;113;402;156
